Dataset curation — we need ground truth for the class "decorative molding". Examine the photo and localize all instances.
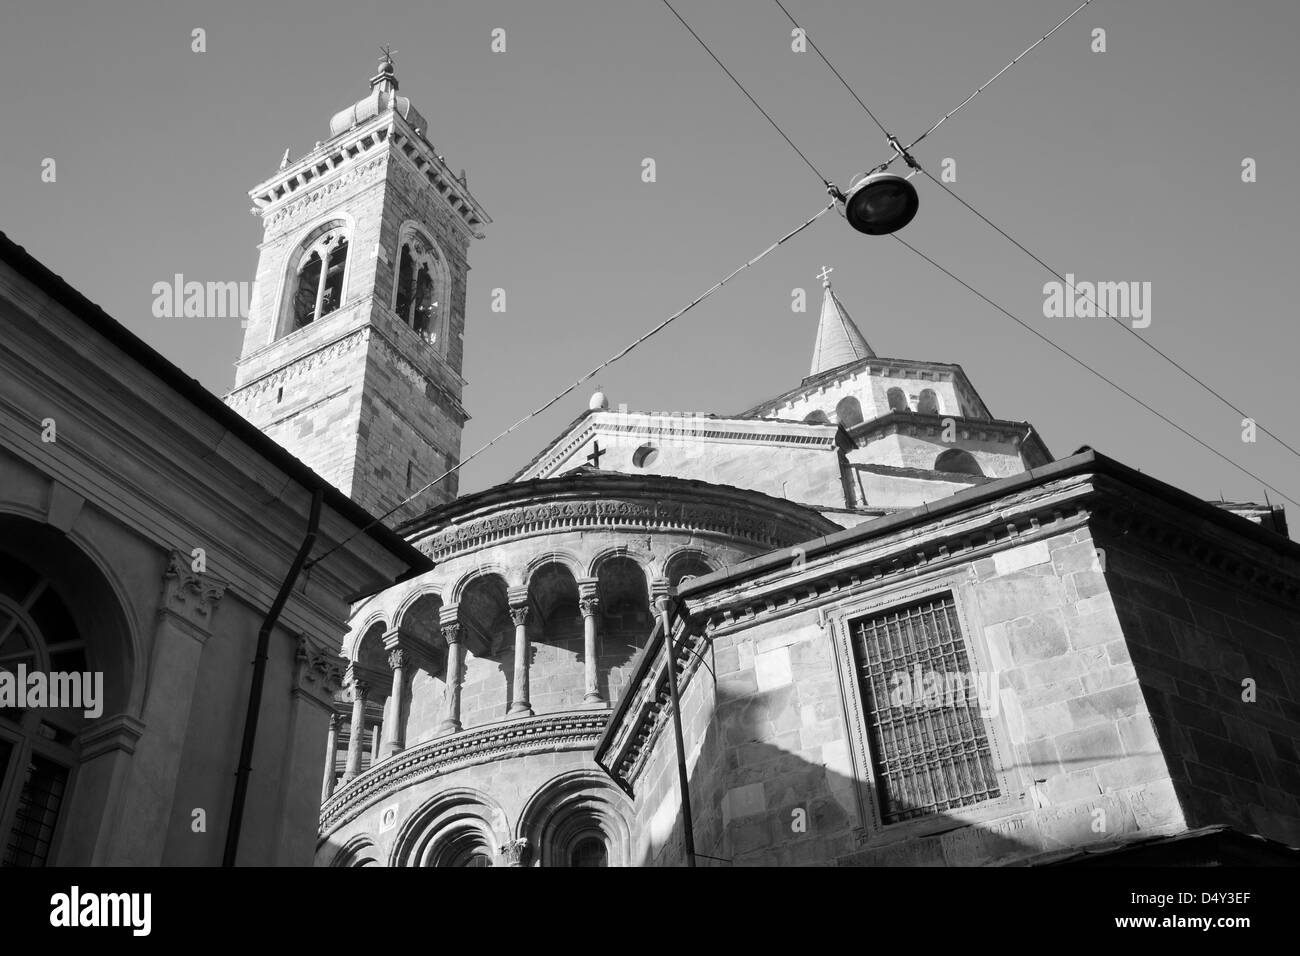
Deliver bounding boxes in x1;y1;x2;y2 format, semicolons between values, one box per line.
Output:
159;550;228;633
295;636;346;707
226;326;370;404
319;709;610;835
263;152;391;232
414;497;821;563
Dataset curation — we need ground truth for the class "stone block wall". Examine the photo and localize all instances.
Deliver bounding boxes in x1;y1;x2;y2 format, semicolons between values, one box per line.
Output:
627;525;1193;866
1099;530;1300;846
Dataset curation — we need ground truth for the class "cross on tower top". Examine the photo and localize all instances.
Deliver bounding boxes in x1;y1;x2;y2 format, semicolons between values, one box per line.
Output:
817;265;834;287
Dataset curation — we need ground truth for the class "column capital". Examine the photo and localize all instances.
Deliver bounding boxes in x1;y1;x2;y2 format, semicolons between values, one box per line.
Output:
578;595;601;619
159;549;229;638
441;621;463;645
343;667;370;700
387;647;410;671
509;604;530;627
293;636;345;710
500;838;531;867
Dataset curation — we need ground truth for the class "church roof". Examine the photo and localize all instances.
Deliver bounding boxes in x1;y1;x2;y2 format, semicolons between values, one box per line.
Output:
809;278;874;378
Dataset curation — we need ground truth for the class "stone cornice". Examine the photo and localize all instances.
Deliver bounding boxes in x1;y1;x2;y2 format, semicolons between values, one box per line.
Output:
739;355;991;420
251;124;392;225
846;411;1044;453
407;481;839;564
319;708;609;835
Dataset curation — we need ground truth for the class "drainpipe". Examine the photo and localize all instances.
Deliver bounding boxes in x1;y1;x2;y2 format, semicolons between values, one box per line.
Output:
223;488;324;867
655;595;697;868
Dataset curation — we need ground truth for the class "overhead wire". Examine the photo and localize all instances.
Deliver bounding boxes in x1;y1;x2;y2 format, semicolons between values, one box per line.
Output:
305;201;837;569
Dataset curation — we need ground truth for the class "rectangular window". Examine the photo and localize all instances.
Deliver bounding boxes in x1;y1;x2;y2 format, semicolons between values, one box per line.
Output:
850;594;1000;824
2;753;68;867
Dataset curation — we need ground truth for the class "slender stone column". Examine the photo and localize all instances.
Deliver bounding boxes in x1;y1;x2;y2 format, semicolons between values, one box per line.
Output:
579;596;603;704
508;598;533;716
370;715;383;762
439;621;464;735
382;648;409;757
321;713;341;802
342;676;369;783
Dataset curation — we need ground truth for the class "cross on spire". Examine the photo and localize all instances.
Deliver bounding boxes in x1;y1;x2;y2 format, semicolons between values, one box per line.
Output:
817;265;834;287
379;44;398;65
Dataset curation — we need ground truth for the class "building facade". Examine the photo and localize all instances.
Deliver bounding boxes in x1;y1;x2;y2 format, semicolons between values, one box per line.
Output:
286;59;1299;867
0;233;428;866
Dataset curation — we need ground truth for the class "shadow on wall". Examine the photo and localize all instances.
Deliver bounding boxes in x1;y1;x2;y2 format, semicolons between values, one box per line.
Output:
632;674;1035;866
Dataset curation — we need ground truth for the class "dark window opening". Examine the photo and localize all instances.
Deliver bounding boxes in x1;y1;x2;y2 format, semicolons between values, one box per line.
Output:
569;836;608;868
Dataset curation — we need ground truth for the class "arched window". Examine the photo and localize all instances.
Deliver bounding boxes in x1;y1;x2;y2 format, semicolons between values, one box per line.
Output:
917;388;941;415
934;448;984;476
886;387;909;412
288;228;349;332
0;552;88;867
835;396;864;428
392;227;447;345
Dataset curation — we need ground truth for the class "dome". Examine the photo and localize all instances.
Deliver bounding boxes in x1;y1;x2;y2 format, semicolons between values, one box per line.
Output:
329;86;428;139
588;389;609;411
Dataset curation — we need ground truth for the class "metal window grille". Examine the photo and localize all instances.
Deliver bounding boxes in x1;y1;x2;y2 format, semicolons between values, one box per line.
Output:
851;594;1000;824
2;753;68;867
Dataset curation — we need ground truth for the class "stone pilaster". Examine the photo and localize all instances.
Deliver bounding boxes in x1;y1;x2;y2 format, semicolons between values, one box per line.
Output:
103;550;227;865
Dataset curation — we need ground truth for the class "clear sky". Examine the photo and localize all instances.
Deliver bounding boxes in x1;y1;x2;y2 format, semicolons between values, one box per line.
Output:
2;1;1297;531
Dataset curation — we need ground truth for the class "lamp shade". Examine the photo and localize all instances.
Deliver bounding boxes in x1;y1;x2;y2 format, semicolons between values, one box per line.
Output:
842;172;920;235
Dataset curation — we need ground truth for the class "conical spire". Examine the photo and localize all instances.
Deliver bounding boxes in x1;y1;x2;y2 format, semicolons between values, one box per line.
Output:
809;266;874;377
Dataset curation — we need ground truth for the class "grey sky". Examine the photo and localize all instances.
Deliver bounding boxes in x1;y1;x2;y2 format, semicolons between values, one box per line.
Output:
2;0;1296;528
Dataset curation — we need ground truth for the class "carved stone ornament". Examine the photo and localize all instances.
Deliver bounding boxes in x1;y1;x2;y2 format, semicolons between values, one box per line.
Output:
160;550;228;630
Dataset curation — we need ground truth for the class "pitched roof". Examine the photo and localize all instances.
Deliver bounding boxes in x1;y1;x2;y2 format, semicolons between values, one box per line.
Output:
809;282;874;377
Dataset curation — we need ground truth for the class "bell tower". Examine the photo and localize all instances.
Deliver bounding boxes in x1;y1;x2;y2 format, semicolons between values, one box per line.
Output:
225;52;489;521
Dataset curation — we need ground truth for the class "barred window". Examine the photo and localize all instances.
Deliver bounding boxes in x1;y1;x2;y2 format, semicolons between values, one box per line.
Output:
850;594;1000;824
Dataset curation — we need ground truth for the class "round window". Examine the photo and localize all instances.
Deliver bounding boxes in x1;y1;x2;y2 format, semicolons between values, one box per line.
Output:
632;444;659;468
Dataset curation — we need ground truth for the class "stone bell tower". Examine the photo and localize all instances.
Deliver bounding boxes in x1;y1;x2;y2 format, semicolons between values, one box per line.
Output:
225;52;490;520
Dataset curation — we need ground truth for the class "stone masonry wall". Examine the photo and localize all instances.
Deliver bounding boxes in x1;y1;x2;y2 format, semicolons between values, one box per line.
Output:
1099;528;1300;846
629;525;1189;866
